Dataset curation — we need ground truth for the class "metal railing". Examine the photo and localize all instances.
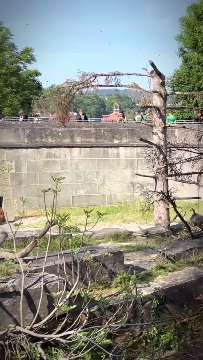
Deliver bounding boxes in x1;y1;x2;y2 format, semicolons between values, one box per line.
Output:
0;117;200;124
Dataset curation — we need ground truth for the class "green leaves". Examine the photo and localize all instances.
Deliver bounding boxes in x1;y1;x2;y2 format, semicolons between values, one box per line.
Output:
171;0;203;119
0;23;42;116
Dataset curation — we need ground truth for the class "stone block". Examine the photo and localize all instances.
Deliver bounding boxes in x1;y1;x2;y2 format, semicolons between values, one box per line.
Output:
41;159;61;172
0;272;66;330
60;159;97;171
164;238;203;261
106;193;136;204
0;150;5;160
71;147;119;159
14;159;27;173
5;149;38;161
83;171;98;184
61;183;98;196
42;148;71;159
39;171;84;185
27;160;40;173
25;246;125;284
98;170;135;183
96;159;138;171
127;127;151;144
117;147;138;159
72;194;106;207
27;160;60;173
10;173;38;187
98;181;133;194
102;128;128;144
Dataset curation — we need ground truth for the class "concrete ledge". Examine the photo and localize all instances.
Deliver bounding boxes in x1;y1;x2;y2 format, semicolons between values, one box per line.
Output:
0;122;202;148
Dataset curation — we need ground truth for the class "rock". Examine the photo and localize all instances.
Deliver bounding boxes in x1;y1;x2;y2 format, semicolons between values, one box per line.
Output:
170;223;184;233
0;230;8;246
90;228;133;240
132;225;172;237
124;250;159;272
143;226;172;236
141;267;203;304
163;238;203;260
23;246;125;284
0;272;66;330
191;209;203;230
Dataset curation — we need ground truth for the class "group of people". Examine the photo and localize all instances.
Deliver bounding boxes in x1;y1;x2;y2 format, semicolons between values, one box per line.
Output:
0;108;202;124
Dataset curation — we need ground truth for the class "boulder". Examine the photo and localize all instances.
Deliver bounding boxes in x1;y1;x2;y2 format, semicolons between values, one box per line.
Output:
89;228;133;240
163;238;203;260
23;246;125;284
0;272;66;330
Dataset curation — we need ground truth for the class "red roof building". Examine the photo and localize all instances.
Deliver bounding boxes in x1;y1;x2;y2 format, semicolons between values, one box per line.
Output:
102;103;125;122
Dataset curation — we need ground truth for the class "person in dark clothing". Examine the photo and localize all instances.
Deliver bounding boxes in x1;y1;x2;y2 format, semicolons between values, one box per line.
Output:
78;109;88;121
23;112;28;120
120;111;126;121
19;112;28;121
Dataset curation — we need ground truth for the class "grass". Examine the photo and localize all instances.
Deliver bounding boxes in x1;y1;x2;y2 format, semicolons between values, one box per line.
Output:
119;243;158;253
19;200;203;231
2;231;173;256
2;234;90;255
135;254;203;284
0;260;19;277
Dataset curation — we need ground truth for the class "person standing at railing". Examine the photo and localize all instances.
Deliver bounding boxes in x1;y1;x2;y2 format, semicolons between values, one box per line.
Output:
33;113;40;123
120;111;126;122
19;112;28;121
78;109;88;122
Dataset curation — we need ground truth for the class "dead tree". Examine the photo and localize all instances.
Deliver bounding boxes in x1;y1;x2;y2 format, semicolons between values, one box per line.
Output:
149;61;170;230
32;64;202;232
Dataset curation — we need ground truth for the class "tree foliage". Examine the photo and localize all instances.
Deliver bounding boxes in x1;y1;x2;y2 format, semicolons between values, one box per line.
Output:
171;0;203;119
34;86;136;119
73;94;107;117
0;23;42;116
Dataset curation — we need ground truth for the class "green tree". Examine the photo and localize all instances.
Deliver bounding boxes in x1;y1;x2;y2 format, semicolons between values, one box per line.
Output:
73;94;107;117
105;94;135;114
171;0;203;119
0;23;42;116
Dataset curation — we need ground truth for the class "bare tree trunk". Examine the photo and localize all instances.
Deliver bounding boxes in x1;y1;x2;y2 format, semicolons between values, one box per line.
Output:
150;61;170;230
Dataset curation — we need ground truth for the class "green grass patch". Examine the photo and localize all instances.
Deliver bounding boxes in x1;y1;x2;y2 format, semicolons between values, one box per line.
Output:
2;234;91;256
0;261;19;277
17;200;203;232
119;243;158;253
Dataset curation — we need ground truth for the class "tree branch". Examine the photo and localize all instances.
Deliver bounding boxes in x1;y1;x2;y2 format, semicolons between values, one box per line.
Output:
135;173;155;179
149;60;164;79
16;220;57;258
168;171;203;178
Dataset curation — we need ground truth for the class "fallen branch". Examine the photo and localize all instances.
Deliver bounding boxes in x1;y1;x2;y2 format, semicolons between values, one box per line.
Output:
16;220;57;259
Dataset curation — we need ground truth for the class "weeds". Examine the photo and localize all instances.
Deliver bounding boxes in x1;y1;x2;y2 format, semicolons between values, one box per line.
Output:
0;260;19;277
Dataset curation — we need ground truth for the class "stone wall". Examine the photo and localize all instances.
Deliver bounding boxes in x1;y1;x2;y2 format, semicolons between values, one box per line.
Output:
0;122;202;217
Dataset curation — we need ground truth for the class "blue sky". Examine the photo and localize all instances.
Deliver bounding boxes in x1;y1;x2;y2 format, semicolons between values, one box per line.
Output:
0;0;194;88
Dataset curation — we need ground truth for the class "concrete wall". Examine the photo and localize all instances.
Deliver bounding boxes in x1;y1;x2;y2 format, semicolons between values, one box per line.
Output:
0;122;202;216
